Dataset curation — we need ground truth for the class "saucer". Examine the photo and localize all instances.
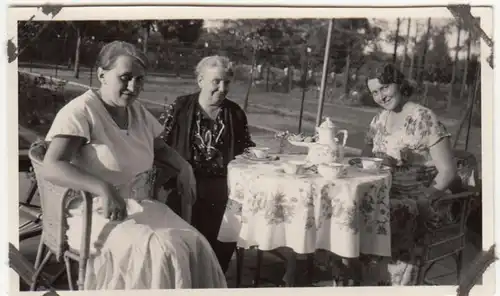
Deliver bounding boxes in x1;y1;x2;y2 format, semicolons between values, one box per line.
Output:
276;168;317;178
356;165;392;174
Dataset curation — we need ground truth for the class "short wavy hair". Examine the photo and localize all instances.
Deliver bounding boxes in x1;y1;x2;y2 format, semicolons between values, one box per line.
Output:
365;63;414;97
195;55;234;79
96;40;149;71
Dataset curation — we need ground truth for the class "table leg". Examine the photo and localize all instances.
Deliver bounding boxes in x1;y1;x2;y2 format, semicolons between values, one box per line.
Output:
282;251;297;287
252;250;263;287
236;247;245;288
332;257;362;286
306;254;314;285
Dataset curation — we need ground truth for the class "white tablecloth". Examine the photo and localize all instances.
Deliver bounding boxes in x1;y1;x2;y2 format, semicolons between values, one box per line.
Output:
218;155;392;258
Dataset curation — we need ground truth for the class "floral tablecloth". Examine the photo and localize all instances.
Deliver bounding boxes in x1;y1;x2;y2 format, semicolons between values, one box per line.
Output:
217;155;393;258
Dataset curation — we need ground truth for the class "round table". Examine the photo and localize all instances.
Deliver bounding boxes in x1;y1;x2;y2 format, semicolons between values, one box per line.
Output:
218;154;392;259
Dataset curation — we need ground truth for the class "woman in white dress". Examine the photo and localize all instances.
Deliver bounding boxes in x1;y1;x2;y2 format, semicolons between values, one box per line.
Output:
41;40;228;289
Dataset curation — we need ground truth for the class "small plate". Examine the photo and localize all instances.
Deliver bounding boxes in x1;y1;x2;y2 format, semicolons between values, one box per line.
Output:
241;153;279;162
276;168;317;178
356;166;392;174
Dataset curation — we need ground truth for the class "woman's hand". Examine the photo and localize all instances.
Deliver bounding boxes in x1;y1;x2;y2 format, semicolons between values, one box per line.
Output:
101;185;128;221
374;152;400;167
422;185;446;206
177;160;197;209
154;138;197;209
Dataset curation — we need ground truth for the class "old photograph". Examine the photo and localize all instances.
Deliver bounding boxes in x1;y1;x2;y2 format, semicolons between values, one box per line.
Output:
8;4;494;295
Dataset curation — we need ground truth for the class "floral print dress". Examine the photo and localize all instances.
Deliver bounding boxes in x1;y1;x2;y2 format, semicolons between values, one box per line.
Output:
159;100;255;177
363;101;453;285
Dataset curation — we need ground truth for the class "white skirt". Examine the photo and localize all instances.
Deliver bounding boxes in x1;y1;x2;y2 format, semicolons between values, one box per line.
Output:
66;196;228;290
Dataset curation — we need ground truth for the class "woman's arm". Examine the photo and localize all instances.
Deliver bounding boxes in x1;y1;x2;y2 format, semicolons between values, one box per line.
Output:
42;136;127;220
153;138;195;223
428;137;457;192
415;108;457;200
43;136;112;196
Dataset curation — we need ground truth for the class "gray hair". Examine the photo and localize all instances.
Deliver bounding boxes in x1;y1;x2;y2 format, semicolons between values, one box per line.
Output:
195;55;234;78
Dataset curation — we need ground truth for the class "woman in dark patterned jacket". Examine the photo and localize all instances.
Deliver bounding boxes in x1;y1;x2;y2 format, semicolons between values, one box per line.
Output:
360;63;458;285
158;55;255;273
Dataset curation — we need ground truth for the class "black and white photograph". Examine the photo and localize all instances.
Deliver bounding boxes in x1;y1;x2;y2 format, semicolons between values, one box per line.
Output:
6;3;495;295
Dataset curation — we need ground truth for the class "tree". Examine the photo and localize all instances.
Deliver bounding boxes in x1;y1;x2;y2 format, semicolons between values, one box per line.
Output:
65;21;144;77
209;19;303;110
426;27;453;83
156;20;204;44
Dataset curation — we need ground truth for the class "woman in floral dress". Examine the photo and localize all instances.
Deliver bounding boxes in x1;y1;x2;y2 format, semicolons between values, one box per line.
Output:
360;63;458;285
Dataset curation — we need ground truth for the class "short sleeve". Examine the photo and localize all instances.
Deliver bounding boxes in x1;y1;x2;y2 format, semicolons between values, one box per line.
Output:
364;113;380;145
411;107;451;149
45;101;91;143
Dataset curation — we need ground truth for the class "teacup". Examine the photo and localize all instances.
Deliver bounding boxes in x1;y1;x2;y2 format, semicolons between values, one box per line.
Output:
282;160;307;175
318;163;349;179
248;147;270;159
360;157;383;170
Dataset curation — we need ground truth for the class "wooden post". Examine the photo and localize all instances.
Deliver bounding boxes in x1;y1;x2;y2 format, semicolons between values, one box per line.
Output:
408;19;419;80
465;67;481;151
392;18;401;64
243;47;257;112
298;47;309;133
401;18;411;73
315;19;335;127
447;22;462;111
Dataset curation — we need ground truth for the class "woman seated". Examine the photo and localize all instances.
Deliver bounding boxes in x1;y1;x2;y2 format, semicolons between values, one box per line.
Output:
158;55;256;273
41;40;227;289
360;63;457;285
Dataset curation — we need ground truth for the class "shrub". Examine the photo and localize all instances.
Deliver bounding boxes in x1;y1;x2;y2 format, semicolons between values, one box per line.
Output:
18;72;83;135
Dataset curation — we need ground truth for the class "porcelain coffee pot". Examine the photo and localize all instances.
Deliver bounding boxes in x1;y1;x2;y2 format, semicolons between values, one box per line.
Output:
316;117;348;146
312;117;349;162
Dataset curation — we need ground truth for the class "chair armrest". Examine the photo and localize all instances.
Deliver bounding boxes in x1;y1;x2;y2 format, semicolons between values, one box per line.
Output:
435;190;479;206
77;191;93;288
28;139;94;261
35;178;93;260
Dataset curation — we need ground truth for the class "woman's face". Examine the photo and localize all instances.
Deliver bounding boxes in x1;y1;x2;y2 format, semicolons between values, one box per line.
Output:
98;55;146;108
197;66;232;106
367;78;402;111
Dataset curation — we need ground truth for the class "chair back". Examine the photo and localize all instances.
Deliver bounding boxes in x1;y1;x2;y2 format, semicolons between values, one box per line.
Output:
452;149;480;190
28;140;82;260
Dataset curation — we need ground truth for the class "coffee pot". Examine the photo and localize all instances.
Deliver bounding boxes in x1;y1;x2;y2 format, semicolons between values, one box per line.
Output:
306;117;349;164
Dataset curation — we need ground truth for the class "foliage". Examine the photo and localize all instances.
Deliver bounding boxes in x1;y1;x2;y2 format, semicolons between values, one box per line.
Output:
18;72;82;134
157;20;204;44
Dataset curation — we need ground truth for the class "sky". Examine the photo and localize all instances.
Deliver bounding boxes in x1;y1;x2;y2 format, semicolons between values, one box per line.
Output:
203;18;481;60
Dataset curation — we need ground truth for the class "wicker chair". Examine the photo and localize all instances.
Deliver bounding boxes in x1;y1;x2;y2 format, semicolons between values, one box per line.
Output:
414;150;481;285
27;140;158;291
